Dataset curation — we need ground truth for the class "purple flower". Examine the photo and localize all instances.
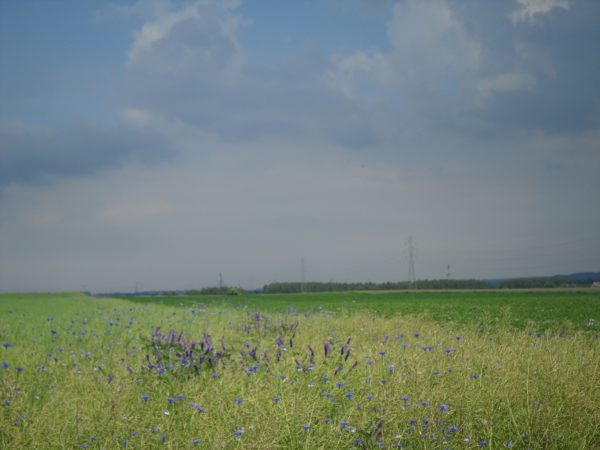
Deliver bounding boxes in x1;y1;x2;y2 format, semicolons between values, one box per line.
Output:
302;424;310;431
366;395;374;401
340;421;349;427
50;330;57;335
1;362;8;369
402;396;409;402
448;426;458;433
504;442;513;448
234;397;243;404
176;395;185;401
142;395;150;402
421;401;429;407
192;439;201;446
439;403;449;412
272;397;281;403
379;351;386;356
345;392;354;399
323;418;332;424
471;373;481;379
233;428;244;438
478;441;487;447
211;373;219;378
167;397;175;404
2;344;15;349
16;367;24;373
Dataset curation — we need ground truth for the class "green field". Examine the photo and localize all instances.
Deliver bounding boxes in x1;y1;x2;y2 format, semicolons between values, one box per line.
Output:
1;291;599;449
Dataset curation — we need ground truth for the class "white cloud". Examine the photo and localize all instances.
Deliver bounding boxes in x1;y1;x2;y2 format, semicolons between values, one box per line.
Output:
510;0;571;24
329;0;480;95
477;72;536;104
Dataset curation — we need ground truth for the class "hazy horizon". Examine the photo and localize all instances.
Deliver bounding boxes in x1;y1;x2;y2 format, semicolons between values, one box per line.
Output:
1;0;599;293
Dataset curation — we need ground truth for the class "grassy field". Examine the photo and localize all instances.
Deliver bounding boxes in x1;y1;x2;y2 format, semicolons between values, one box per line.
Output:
0;291;599;449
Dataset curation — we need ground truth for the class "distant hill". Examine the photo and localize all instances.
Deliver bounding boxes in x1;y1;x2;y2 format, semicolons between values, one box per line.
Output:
557;272;600;282
485;272;600;288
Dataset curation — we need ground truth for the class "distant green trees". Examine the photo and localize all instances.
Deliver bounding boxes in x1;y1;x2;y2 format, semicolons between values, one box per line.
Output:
262;279;487;294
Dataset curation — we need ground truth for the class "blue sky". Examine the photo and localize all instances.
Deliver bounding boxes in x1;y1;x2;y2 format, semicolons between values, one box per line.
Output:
1;0;599;292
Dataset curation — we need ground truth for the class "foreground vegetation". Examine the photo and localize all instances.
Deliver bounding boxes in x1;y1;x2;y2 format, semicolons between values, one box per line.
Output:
0;291;598;448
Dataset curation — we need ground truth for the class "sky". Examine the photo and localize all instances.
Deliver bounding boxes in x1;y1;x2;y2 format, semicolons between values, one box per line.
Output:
1;0;599;293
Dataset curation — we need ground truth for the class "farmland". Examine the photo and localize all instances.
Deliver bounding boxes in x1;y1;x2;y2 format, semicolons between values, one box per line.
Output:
1;291;599;449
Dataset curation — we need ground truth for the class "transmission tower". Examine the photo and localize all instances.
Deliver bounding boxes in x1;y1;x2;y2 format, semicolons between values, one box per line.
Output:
447;264;451;279
408;236;416;288
301;257;306;293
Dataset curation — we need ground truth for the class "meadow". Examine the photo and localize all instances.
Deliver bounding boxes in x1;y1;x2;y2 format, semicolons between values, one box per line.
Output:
0;290;598;449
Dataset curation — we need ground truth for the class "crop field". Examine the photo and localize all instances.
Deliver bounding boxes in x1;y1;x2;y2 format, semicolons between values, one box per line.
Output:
0;291;599;449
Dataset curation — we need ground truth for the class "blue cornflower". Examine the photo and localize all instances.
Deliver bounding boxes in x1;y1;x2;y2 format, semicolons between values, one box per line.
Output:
504;441;513;447
478;441;487;447
335;382;343;388
272;397;281;403
379;351;386;356
196;406;205;413
421;401;429;407
302;424;310;431
50;330;57;335
366;395;374;401
323;418;332;424
211;373;219;379
345;392;354;399
2;343;15;349
176;395;185;401
448;426;458;433
471;373;481;379
233;428;244;438
234;397;243;404
1;362;8;369
422;346;433;351
142;395;150;402
414;332;420;338
167;397;175;403
439;403;449;412
402;396;409;402
192;439;201;446
340;421;349;427
16;367;24;373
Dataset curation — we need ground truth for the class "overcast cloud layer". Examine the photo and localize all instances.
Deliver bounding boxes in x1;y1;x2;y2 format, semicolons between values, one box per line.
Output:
1;0;599;292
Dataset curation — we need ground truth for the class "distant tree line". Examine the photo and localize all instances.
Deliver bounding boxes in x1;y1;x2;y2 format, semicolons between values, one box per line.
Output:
180;276;594;296
262;279;487;294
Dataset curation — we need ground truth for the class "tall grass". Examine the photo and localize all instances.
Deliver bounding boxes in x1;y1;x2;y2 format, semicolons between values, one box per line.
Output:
0;292;598;448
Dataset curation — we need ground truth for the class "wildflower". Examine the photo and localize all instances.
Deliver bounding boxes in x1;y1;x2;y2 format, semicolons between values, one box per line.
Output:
233;427;244;438
176;395;185;401
402;396;409;402
323;418;332;424
504;441;513;447
196;406;205;413
366;395;374;401
422;346;433;351
302;424;310;431
448;426;458;433
379;351;386;356
478;441;487;447
16;367;23;373
234;397;243;404
272;397;281;403
345;392;354;399
340;421;349;427
167;397;175;403
414;332;420;338
142;395;150;402
471;373;481;379
421;401;429;407
50;330;57;335
439;404;449;412
192;439;201;446
1;362;8;369
2;343;15;349
211;373;219;378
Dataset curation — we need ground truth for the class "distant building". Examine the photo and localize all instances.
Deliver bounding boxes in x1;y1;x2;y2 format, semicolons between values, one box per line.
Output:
592;281;600;288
